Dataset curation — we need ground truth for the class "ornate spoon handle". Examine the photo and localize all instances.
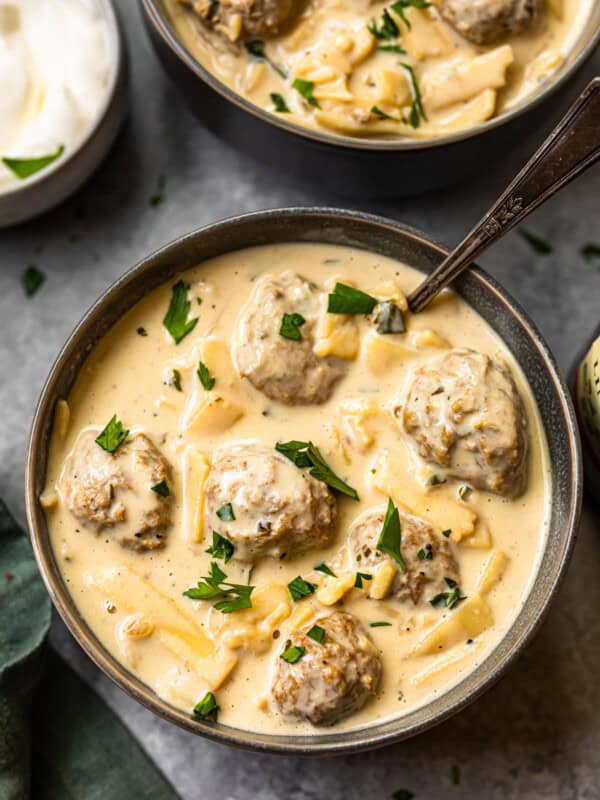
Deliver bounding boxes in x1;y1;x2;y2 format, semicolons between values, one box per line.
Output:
408;77;600;313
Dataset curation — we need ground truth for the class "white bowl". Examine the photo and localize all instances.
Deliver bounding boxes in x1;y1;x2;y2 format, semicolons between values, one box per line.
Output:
0;0;128;229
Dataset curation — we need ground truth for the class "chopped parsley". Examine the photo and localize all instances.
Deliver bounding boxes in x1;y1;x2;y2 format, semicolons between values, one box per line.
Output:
136;326;148;337
276;440;359;499
206;531;235;563
581;242;600;262
442;528;452;538
292;78;320;108
307;624;326;644
369;621;392;628
401;63;427;128
183;562;254;613
427;474;446;486
327;282;377;314
378;43;406;53
193;691;219;721
417;545;433;560
377;498;406;571
172;369;183;392
95;415;129;453
371;106;402;122
245;39;287;78
314;562;336;577
151;480;170;497
430;577;466;610
21;266;45;297
451;765;460;785
392;791;415;800
216;503;235;521
368;8;399;39
279;312;306;341
197;361;215;390
518;228;553;255
3;145;64;179
391;0;431;30
280;642;305;663
431;386;444;395
163;281;198;344
354;571;373;588
149;174;166;206
374;300;405;334
287;575;317;602
271;92;291;113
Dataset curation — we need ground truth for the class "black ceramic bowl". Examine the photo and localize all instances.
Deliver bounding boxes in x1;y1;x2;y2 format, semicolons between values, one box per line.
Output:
140;0;600;196
26;208;582;754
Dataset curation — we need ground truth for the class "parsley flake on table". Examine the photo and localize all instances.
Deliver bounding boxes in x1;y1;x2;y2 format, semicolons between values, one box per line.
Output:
95;415;129;453
163;280;198;344
276;440;359;499
21;266;45;297
518;228;553;254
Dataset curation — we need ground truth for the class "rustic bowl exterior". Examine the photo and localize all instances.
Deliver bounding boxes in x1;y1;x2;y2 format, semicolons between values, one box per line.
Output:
140;0;600;197
26;209;582;755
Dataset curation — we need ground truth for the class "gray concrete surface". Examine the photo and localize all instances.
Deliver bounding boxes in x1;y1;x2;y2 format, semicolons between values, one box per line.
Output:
1;3;599;797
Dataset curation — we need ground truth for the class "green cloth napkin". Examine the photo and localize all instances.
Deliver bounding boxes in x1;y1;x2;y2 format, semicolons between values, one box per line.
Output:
0;499;180;800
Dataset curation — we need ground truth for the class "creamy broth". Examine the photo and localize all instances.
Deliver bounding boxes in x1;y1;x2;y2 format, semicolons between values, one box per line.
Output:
166;0;590;140
43;243;549;735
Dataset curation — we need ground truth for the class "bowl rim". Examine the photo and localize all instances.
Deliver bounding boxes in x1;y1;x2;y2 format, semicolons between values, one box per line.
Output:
0;0;123;200
25;207;583;755
141;0;600;153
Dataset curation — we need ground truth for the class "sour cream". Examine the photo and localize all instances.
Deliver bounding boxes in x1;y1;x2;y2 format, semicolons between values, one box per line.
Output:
0;0;110;188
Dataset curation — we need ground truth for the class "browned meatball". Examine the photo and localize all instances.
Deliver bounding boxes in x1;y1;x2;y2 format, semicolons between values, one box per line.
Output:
401;348;528;496
59;430;172;551
272;611;381;725
346;506;459;605
204;443;336;561
179;0;297;42
436;0;541;44
232;272;347;405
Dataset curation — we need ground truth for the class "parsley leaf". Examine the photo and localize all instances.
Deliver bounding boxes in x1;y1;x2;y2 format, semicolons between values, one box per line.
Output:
3;145;64;180
21;266;45;297
293;78;320;108
368;8;399;39
377;498;406;571
271;92;291;113
581;242;600;262
430;577;466;610
216;503;235;521
183;562;254;613
391;0;431;30
378;43;406;53
370;621;392;627
392;791;414;800
163;281;198;344
276;440;359;499
401;63;427;128
518;229;553;255
288;575;317;602
442;528;452;538
354;572;373;588
314;562;336;577
172;369;183;392
151;480;170;497
245;40;287;78
327;282;377;314
371;105;402;122
197;361;215;390
206;531;235;562
95;415;129;453
280;643;305;663
193;691;219;721
417;545;433;560
279;312;306;341
374;300;405;333
307;625;326;644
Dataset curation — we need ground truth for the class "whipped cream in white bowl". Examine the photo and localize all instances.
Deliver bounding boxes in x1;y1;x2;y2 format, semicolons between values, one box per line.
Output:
0;0;127;227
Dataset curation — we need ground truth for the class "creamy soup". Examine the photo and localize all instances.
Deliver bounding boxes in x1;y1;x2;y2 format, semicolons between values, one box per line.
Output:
166;0;590;140
42;243;549;734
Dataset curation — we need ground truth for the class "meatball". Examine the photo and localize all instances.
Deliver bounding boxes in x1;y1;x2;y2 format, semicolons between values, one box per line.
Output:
436;0;540;44
272;611;381;725
401;348;528;496
179;0;297;42
346;506;459;605
232;272;347;405
59;430;172;551
204;443;336;561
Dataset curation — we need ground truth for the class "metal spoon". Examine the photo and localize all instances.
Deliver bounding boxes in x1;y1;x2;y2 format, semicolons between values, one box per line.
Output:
408;77;600;314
